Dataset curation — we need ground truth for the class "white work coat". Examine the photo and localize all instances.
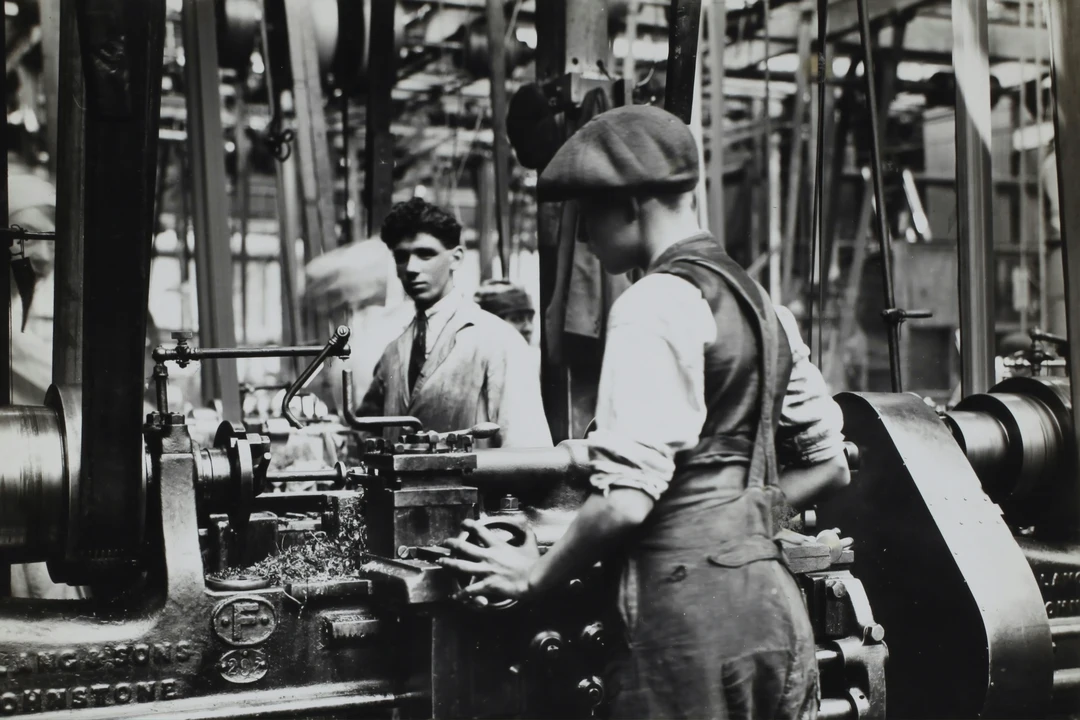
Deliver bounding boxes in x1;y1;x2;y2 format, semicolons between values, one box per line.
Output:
359;299;553;448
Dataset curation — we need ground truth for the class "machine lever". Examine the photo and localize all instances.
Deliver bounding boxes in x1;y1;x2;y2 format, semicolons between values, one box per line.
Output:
340;368;424;432
282;326;351;428
444;422;501;441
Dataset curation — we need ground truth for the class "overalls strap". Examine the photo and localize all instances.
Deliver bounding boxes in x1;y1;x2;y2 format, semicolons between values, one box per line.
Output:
669;255;782;489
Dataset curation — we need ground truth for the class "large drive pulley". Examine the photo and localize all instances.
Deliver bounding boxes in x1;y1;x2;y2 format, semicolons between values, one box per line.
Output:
945;376;1078;536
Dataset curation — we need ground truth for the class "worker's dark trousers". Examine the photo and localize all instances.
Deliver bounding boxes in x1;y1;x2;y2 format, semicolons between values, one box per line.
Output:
610;482;820;720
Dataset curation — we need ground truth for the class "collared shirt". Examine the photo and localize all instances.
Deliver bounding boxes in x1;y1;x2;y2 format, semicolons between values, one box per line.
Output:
417;287;465;357
588;273;846;501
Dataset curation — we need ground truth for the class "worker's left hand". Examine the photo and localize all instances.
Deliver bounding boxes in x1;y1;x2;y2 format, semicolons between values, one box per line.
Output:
438;518;540;603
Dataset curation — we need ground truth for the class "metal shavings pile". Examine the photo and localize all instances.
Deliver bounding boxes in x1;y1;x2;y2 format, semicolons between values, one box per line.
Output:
217;501;366;587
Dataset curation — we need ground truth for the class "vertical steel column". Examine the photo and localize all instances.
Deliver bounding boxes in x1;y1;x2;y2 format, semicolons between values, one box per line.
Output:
181;0;241;420
0;0;9;406
74;0;165;580
1047;0;1080;489
624;1;639;95
281;0;336;343
534;0;609;443
952;0;995;397
282;0;335;257
706;0;726;246
855;0;905;392
365;0;397;235
0;0;7;590
486;0;512;277
477;159;496;282
781;9;813;303
665;0;704;124
40;0;61;177
53;0;85;386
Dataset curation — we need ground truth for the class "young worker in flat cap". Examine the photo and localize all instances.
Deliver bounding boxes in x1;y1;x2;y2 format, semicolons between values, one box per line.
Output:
473;279;536;344
441;105;849;719
357;198;551;448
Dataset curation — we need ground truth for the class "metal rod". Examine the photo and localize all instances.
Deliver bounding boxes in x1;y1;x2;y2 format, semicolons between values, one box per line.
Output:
816;647;842;667
665;0;704;124
762;0;772;284
809;0;827;357
282;326;351;428
154;343;348;364
267;468;341;482
1036;0;1049;330
237;90;251;345
781;9;812;303
154;364;169;414
1050;616;1080;640
486;0;513;277
1047;0;1080;484
1018;0;1031;335
0;0;9;406
1054;667;1080;693
706;0;727;247
856;0;902;392
624;1;640;94
0;229;58;243
952;0;996;397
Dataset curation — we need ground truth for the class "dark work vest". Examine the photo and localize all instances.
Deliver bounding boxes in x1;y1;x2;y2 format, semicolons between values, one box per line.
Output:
648;234;793;479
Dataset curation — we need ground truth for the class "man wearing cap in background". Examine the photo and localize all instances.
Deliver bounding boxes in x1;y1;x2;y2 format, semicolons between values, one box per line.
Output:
357;198;551;449
474;279;536;345
440;105;844;719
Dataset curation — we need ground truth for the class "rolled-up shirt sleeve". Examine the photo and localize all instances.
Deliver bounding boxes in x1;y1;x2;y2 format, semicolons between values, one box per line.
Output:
774;306;846;467
587;275;716;501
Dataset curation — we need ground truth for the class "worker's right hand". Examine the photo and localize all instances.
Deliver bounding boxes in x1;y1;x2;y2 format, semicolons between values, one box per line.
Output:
438;518;540;603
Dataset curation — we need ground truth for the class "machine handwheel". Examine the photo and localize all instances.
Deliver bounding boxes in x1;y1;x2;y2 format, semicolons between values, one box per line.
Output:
458;518;529;611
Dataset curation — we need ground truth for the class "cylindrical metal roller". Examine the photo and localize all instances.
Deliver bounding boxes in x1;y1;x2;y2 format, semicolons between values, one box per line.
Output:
942;410;1011;491
948;392;1061;500
470;441;591;490
0;405;68;563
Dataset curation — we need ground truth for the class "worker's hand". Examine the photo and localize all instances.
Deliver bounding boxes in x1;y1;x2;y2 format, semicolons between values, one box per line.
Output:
438;518;540;603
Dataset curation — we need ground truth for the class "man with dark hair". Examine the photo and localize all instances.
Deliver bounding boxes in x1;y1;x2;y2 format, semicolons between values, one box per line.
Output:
357;198;551;448
474;279;536;344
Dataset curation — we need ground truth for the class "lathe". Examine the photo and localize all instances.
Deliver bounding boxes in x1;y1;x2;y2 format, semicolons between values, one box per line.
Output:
0;324;884;719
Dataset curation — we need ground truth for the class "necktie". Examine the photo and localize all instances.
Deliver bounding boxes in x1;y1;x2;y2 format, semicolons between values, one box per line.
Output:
409;310;428;392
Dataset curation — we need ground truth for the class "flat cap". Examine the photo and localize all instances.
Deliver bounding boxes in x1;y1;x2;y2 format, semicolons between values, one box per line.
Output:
537;104;699;202
474;280;534;317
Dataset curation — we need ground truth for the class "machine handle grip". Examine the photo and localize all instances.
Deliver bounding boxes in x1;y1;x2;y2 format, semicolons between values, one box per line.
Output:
340;369;424;432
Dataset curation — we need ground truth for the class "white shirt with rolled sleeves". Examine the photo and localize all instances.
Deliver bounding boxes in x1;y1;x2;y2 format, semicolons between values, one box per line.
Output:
587;274;846;501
